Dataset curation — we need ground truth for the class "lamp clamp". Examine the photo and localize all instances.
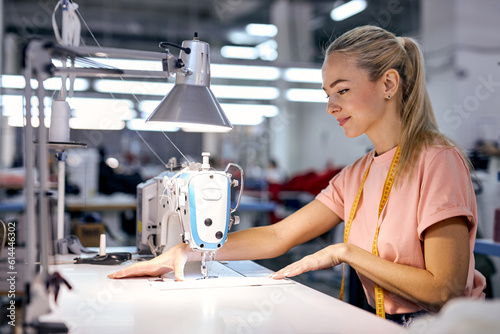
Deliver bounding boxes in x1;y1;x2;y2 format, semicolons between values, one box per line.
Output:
159;42;193;77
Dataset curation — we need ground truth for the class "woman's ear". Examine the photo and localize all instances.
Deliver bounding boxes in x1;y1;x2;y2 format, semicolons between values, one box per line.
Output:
382;69;400;98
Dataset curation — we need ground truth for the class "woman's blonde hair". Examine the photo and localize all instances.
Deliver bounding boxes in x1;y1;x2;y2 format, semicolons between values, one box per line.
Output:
325;25;469;181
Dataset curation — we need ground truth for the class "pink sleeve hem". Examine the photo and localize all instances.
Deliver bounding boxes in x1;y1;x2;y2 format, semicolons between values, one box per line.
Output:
417;207;475;240
316;193;345;221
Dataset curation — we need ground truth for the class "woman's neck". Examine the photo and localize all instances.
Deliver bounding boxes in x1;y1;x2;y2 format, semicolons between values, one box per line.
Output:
368;109;402;155
372;137;400;156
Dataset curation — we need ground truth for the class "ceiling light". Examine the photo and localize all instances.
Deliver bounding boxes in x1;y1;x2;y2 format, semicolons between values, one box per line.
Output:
330;0;367;21
88;58;162;71
211;64;280;81
1;74;89;91
222;111;263;126
228;31;258;45
211;85;279;100
94;79;173;96
1;95;52;117
255;40;278;61
221;46;259;60
221;103;279;118
1;75;27;89
69;97;135;120
286;88;328;103
220;103;279;125
69;118;125;130
7;116;50;128
245;24;278;37
284;68;323;83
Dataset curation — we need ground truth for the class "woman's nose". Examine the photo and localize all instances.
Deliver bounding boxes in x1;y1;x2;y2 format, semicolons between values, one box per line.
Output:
327;98;340;115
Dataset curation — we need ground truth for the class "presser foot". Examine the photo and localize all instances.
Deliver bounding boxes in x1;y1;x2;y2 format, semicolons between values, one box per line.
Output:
199;251;218;279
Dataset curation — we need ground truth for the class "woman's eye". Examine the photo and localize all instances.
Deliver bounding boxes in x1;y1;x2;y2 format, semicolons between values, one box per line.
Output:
338;89;349;95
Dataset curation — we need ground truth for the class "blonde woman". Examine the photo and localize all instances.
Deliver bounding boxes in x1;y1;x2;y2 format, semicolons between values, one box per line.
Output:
109;26;486;326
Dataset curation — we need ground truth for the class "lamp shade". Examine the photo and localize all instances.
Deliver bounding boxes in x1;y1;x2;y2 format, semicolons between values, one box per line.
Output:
146;37;232;132
146;84;232;131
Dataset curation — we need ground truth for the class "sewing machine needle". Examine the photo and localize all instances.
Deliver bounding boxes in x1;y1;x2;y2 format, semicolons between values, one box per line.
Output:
201;251;208;279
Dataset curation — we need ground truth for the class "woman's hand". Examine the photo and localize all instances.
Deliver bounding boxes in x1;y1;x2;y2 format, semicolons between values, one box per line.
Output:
107;243;191;281
270;244;347;279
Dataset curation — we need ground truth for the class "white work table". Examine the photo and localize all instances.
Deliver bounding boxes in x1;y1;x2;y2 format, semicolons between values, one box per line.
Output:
40;248;404;334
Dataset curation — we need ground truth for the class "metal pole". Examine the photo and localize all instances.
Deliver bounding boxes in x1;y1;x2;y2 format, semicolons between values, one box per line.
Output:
63;45;169;60
36;79;49;280
24;54;36;284
56;155;66;240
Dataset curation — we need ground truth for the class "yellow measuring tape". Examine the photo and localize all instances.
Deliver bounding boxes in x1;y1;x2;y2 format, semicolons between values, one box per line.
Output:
339;145;401;318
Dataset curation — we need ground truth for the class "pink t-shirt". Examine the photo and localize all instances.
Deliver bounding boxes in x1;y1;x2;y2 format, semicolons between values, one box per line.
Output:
316;145;486;314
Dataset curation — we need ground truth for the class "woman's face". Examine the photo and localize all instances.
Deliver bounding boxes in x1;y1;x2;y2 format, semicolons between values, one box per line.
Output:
322;52;387;139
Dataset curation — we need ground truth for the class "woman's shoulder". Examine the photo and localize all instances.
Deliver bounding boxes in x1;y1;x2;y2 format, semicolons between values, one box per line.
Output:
419;143;469;170
345;150;375;170
336;150;375;181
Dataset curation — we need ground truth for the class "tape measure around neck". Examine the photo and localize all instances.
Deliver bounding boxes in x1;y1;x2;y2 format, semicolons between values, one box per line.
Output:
339;145;401;319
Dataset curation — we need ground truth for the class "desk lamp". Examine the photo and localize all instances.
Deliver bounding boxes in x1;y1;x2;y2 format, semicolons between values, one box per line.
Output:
147;33;233;132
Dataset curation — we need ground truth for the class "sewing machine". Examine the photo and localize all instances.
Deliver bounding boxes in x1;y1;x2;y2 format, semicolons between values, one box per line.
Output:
136;152;243;277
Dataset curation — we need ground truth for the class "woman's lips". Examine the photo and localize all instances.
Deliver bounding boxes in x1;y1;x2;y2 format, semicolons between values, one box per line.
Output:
338;117;351;126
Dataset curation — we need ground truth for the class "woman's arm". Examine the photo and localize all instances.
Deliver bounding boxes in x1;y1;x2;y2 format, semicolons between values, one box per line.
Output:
109;199;342;280
218;200;343;261
272;216;470;312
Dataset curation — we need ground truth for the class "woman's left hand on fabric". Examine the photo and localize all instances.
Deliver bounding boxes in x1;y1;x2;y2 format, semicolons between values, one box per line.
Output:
270;243;346;279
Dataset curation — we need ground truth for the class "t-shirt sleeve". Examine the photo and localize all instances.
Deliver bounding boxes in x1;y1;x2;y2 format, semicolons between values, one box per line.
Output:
417;148;476;239
316;167;347;221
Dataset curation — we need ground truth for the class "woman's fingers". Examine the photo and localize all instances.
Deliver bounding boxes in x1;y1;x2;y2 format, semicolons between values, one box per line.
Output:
270;245;344;280
270;262;309;279
108;243;191;280
108;261;162;279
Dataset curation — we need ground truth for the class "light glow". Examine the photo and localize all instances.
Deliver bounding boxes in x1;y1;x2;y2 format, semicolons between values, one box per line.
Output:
69;97;134;120
1;75;89;91
69;118;125;130
8;116;50;128
245;24;278;37
94;79;173;96
221;46;259;60
330;0;367;21
88;58;162;71
180;124;233;133
106;158;120;169
126;118;179;132
256;40;278;61
211;85;279;100
1;95;52;117
286;89;328;103
211;64;280;81
284;68;323;83
221;103;279;125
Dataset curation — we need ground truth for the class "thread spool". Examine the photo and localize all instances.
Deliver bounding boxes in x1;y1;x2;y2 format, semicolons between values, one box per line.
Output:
99;233;106;256
49;99;71;142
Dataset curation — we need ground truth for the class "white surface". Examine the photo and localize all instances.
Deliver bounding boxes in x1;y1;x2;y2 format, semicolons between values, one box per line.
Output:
148;261;296;290
149;276;296;291
41;249;404;334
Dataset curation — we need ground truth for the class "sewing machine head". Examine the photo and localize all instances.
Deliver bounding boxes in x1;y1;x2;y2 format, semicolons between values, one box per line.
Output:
136;152;242;259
